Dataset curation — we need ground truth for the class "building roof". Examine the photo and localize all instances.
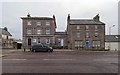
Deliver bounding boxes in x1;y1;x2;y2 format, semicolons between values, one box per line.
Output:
21;14;57;28
55;32;67;35
21;17;54;20
0;28;12;36
105;35;120;42
69;19;105;25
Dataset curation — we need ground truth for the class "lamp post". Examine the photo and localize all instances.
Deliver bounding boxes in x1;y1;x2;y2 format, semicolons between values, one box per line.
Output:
109;25;115;50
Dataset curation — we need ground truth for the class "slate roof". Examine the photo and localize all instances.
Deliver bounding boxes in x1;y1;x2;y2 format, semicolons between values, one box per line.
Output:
0;28;12;36
105;35;120;42
21;17;54;20
69;19;105;25
55;32;67;35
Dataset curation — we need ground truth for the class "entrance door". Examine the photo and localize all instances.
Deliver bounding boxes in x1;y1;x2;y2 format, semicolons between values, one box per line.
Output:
28;38;31;45
86;41;89;49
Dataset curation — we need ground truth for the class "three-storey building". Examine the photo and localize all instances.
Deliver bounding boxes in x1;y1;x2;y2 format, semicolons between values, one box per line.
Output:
67;14;105;50
21;14;56;48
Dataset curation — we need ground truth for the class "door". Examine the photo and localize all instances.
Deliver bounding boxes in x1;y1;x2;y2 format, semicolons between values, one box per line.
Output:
28;38;31;45
86;41;89;49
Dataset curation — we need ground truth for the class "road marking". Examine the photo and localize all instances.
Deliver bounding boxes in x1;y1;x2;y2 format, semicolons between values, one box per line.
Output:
43;59;75;61
3;59;27;60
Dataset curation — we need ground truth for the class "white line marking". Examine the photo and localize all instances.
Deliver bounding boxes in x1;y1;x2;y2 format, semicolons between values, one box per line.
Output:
3;59;27;60
43;59;74;61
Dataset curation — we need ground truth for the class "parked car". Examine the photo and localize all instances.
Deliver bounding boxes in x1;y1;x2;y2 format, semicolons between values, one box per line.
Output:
32;44;53;52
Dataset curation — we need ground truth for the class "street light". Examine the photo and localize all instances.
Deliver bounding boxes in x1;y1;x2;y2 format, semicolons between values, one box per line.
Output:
109;25;115;50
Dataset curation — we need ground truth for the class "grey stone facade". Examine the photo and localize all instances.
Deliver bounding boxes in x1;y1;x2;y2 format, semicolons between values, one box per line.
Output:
21;14;105;50
67;14;105;50
21;14;56;48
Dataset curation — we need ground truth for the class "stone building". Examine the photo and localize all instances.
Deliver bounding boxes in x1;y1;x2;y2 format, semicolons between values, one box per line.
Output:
21;14;105;50
54;32;67;49
67;14;105;50
21;14;57;48
0;27;13;49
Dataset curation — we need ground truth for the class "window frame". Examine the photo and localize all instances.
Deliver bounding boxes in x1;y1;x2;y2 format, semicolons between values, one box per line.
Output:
46;21;50;26
37;22;41;26
37;29;41;34
76;32;80;38
27;29;32;34
27;21;32;25
46;29;50;35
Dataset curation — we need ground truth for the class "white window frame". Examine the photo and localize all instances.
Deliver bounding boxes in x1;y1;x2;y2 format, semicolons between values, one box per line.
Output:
27;21;32;25
86;32;89;38
46;29;50;34
77;26;80;29
33;39;37;43
37;22;41;26
95;32;98;37
46;22;50;26
75;41;83;48
27;30;31;34
46;38;50;44
95;26;98;30
76;32;80;38
92;40;100;47
86;25;89;30
37;29;41;34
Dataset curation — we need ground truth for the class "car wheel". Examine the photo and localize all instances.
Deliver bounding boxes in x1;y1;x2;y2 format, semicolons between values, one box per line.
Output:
33;50;36;52
48;50;51;52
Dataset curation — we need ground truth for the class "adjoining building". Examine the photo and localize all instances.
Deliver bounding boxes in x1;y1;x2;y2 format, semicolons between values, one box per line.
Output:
105;35;120;51
54;32;68;49
67;14;105;50
21;14;106;50
0;27;13;49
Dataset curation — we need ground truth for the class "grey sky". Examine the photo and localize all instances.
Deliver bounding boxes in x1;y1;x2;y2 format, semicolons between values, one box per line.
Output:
1;0;119;39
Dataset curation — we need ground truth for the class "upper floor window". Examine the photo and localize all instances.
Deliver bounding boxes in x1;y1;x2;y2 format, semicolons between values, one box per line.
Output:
46;22;50;26
37;30;41;34
86;25;89;30
95;26;98;30
76;32;80;38
77;26;80;29
46;30;50;34
27;21;32;25
37;22;41;26
95;32;98;37
86;32;89;38
27;30;31;34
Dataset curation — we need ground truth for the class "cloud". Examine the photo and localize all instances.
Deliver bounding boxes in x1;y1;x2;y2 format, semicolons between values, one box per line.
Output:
1;0;119;39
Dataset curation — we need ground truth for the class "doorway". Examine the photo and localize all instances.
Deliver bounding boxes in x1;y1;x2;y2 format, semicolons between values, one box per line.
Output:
86;41;89;49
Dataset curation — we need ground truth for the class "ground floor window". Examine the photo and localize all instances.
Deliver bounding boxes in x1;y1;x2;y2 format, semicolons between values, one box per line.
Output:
46;38;50;44
75;41;83;48
38;38;41;44
92;40;100;48
33;39;37;43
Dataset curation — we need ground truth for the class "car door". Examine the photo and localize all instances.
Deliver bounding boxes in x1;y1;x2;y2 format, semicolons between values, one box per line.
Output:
42;45;47;51
38;45;42;51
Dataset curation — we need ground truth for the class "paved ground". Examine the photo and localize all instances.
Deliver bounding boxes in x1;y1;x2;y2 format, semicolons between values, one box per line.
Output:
2;49;118;73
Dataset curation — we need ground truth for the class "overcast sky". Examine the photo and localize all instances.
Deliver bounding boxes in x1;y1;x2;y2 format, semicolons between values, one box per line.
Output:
1;0;119;39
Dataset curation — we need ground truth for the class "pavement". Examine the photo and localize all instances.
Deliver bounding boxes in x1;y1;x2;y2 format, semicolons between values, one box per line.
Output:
0;48;118;58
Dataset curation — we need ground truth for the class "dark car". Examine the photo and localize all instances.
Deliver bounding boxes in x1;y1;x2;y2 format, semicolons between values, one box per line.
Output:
32;44;53;52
